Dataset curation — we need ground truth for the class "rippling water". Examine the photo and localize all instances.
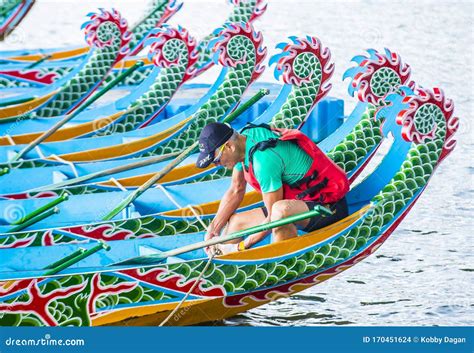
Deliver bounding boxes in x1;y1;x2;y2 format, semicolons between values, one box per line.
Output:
2;0;472;326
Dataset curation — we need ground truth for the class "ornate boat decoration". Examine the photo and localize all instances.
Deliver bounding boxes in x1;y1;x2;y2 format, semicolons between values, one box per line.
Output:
0;84;458;326
0;9;132;121
0;0;266;89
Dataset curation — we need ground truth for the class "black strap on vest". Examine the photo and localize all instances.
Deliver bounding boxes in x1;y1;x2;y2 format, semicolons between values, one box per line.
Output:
241;123;329;201
248;138;279;163
295;177;329;201
241;123;278;172
287;169;319;189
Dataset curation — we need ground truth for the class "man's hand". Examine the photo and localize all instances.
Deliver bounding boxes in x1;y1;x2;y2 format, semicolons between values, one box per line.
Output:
204;224;222;255
205;225;220;241
215;243;238;255
204;168;246;255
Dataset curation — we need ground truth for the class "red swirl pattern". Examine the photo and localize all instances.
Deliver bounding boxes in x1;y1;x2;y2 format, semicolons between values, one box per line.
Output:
83;9;132;62
276;36;334;105
396;87;459;162
211;22;267;83
147;26;199;82
353;49;414;105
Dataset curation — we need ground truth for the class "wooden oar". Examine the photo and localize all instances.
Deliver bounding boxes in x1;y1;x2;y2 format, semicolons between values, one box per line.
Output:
112;205;333;266
26;151;180;193
6;207;60;233
43;241;110;276
102;88;270;221
0;95;35;108
1;241;109;289
131;1;168;36
10;191;69;225
25;54;53;69
9;60;145;163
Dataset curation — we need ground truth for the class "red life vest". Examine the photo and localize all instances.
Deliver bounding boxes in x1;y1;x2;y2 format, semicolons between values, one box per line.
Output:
241;125;349;204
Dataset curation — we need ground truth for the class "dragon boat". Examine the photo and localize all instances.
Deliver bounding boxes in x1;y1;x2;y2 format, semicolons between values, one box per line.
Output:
0;0;180;90
0;0;267;90
0;9;134;122
0;44;413;250
0;25;215;145
0;81;458;325
0;0;34;40
0;23;268;172
0;29;392;194
0;42;409;202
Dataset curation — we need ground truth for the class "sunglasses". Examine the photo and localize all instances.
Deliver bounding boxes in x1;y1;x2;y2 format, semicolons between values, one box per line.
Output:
212;143;227;164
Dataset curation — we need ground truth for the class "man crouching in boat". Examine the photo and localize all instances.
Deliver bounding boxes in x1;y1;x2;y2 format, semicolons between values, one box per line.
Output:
196;122;349;255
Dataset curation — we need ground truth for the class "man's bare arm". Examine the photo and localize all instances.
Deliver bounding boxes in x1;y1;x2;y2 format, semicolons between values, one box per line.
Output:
207;168;246;239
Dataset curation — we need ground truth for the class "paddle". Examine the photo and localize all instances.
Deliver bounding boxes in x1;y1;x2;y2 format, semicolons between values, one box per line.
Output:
9;60;145;163
1;241;110;291
26;151;180;193
131;1;169;37
10;191;69;225
101;88;270;221
6;207;60;233
111;205;333;266
25;54;53;69
43;241;110;276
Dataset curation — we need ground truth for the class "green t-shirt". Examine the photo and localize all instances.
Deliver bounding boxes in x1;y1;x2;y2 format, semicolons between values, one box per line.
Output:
234;127;312;193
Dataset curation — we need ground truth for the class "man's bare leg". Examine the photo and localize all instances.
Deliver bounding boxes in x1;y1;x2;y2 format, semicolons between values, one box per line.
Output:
271;200;312;242
223;207;267;243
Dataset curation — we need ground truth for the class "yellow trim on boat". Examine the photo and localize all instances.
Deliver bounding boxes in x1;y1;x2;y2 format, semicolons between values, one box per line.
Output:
99;163;215;187
0;91;57;120
91;206;372;326
9;49;150;69
220;204;371;261
93;260;358;326
47;115;194;162
9;47;90;62
114;57;153;69
91;298;208;326
0;111;126;145
162;191;262;217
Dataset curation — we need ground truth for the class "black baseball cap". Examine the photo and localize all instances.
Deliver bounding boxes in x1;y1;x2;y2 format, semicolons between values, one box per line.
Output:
196;122;234;168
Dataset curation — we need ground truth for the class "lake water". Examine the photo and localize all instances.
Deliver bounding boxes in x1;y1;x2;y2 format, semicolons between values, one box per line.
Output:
1;0;472;326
